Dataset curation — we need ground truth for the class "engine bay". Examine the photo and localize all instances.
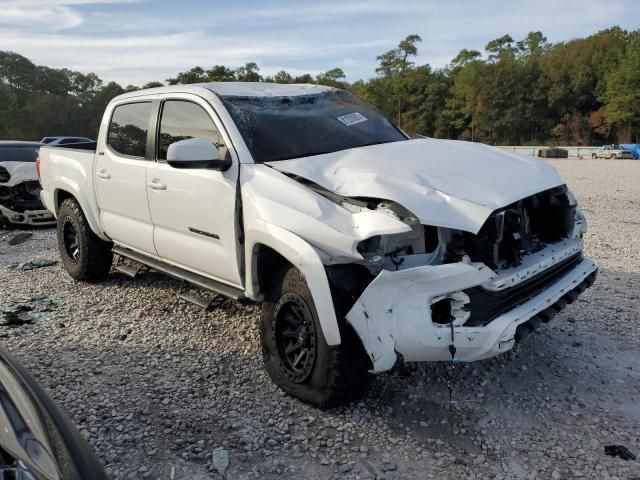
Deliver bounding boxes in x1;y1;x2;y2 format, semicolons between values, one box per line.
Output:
346;185;579;274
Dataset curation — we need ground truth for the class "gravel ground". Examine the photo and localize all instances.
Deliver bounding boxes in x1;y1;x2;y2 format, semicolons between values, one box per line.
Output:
1;159;639;480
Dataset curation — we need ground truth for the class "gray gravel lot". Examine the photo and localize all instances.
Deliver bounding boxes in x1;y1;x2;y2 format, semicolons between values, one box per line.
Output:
1;159;639;479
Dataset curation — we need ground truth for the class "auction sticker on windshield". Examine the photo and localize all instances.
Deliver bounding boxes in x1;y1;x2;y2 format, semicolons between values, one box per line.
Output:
337;112;368;126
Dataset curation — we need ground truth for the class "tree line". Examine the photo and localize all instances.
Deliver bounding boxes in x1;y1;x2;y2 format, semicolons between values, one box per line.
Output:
1;26;639;145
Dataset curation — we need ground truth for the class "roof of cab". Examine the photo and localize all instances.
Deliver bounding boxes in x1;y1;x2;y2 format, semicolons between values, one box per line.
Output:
114;82;335;101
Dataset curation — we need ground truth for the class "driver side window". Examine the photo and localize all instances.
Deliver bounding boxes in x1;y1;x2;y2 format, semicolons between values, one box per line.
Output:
157;100;225;160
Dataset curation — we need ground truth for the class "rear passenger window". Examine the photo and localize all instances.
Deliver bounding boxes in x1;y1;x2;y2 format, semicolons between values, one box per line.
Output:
158;100;225;160
108;102;152;158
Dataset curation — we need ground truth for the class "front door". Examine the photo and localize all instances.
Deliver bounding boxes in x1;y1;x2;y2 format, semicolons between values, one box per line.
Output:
146;96;242;287
95;100;156;254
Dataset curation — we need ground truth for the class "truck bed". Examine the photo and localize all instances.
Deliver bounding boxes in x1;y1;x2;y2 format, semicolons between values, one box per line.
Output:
38;143;100;228
44;141;97;152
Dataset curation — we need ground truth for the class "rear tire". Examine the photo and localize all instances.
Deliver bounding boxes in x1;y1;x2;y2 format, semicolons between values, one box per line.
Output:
57;198;113;281
611;153;617;159
260;266;371;409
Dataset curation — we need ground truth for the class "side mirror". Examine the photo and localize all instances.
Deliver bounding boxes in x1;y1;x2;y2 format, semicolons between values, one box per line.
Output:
166;138;231;171
0;347;108;479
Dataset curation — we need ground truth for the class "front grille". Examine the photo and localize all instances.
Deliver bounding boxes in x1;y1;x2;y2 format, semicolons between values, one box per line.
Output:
464;253;583;326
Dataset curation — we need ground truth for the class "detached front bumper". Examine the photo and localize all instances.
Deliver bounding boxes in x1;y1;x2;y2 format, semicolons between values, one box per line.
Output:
346;254;598;373
0;205;55;226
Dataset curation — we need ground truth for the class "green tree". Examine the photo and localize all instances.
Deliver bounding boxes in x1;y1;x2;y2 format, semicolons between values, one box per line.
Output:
293;73;314;83
166;66;208;85
602;34;640;141
0;82;16;137
374;34;422;128
235;62;261;82
206;65;235;82
516;31;550;58
485;34;515;61
273;70;293;83
316;68;346;88
142;81;164;89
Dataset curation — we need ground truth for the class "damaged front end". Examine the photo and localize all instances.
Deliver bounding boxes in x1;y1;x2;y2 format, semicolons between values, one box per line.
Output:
325;186;598;372
0;165;54;227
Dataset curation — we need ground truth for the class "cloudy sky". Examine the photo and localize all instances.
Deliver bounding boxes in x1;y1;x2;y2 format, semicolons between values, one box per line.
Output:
1;0;638;86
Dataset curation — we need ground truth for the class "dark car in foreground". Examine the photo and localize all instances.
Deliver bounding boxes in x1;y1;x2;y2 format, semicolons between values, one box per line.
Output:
0;347;107;479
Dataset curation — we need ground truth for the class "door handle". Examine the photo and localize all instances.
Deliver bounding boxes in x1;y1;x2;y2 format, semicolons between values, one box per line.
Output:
147;179;167;190
96;169;111;180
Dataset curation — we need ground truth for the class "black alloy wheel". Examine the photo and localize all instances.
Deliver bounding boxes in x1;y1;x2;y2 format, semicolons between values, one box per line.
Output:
62;218;79;263
273;293;317;383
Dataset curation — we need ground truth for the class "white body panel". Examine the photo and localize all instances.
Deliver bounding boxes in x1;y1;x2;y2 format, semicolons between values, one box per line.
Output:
347;257;597;372
95;153;155;254
147;161;241;285
1;161;40;187
266;138;564;235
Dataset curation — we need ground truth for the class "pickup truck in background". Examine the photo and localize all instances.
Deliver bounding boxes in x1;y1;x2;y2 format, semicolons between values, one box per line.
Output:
38;83;598;408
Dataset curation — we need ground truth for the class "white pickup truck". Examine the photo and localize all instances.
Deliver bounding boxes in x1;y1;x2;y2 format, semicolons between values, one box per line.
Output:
39;82;598;408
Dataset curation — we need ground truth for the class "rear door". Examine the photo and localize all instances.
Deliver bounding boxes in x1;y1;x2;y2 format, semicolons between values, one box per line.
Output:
146;95;242;287
95;100;156;254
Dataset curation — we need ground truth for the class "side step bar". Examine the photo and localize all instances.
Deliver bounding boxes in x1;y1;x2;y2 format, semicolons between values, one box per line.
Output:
112;245;252;304
114;255;149;278
177;280;227;311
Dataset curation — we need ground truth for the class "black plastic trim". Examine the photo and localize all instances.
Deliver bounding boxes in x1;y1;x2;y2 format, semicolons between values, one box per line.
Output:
113;245;251;303
465;253;584;326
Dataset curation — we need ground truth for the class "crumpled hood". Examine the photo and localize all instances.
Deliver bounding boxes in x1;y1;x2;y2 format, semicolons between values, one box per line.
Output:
0;161;38;187
266;138;564;234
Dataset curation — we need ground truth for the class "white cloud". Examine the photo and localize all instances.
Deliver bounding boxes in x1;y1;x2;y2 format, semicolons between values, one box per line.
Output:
0;0;143;30
0;4;82;29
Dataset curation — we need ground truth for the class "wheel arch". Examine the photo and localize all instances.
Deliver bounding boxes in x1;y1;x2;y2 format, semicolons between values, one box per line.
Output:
245;221;341;346
53;187;105;238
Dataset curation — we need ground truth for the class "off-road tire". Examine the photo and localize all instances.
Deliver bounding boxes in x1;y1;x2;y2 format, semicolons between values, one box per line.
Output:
57;197;113;281
261;266;372;409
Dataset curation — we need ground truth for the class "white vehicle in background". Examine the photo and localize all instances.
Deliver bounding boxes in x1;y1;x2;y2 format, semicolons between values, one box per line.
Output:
0;141;55;227
38;83;598;408
591;144;635;159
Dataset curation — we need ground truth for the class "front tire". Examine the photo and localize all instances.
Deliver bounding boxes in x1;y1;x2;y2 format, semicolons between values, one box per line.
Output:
57;198;113;281
260;266;371;409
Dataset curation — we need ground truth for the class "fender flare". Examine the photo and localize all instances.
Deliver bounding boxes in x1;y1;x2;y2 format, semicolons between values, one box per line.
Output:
244;220;341;346
53;180;105;238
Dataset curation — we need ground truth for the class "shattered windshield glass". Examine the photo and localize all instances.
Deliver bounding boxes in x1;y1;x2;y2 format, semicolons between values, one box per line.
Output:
221;90;406;163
